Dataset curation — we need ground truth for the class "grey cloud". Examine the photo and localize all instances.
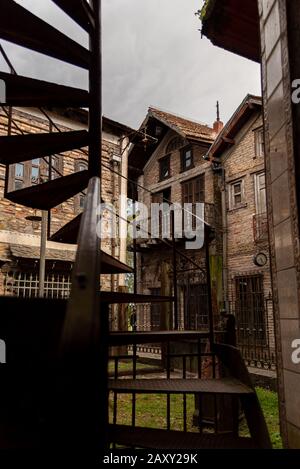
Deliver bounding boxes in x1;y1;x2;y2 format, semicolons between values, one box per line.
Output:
1;0;261;129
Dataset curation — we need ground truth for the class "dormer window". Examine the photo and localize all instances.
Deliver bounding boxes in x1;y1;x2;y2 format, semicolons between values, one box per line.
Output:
159;155;170;181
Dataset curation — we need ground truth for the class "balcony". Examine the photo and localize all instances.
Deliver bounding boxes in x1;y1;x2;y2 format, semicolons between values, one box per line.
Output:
253;213;268;244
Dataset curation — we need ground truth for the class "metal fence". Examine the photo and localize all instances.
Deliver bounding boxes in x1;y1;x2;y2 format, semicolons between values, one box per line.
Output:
3;271;71;299
133;273;276;370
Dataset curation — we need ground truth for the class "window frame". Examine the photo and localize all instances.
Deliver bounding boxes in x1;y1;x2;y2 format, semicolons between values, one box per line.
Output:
180;145;194;172
229;179;245;210
30;158;40;186
254;127;265;158
158;155;171;181
165;136;188;154
74;159;88;213
181;174;205;230
14;163;25;190
8;155;64;191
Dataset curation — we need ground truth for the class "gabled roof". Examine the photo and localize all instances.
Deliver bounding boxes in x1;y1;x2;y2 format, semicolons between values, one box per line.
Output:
207;94;262;159
148;107;215;143
128;106;215;184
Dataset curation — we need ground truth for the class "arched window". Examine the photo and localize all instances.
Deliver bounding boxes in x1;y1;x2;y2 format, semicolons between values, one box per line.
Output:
165;136;188;154
75;159;88;212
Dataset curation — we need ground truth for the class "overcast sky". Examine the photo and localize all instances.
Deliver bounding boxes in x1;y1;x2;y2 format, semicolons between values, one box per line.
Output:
1;0;261;129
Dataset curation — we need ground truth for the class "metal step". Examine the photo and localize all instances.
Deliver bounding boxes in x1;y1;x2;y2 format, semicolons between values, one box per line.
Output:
0;131;89;165
49;211;115;245
109;331;210;346
109;378;254;395
52;0;94;32
100;253;133;274
5;170;89;210
0;71;89;108
100;292;173;304
0;0;90;69
108;425;258;449
49;213;82;244
50;217;133;273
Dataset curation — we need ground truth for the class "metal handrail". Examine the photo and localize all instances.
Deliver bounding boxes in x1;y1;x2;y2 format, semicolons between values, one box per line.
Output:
60;176;101;355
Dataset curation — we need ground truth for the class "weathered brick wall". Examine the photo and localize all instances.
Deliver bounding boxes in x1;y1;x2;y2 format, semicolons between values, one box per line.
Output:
220;111;275;347
0;107;122;294
140;129;214;207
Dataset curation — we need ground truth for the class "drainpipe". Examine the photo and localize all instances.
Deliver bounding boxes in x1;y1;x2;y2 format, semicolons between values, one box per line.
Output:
221;168;228;304
111;159;118;294
119;135;129;287
39;211;47;298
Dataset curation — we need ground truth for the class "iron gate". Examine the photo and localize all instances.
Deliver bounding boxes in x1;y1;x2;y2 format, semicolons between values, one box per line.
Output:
229;273;276;369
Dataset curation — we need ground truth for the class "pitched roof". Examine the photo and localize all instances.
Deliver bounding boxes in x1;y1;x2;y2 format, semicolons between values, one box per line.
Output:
148;107;215;143
207;94;262;159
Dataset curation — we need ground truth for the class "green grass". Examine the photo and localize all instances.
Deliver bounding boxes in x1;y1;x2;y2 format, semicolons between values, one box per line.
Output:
109;385;282;448
241;387;282;449
110;393;195;431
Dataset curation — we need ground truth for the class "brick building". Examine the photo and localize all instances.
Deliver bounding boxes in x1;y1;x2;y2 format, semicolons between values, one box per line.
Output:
0;106;135;298
207;95;275;365
128;107;222;331
129;99;275;368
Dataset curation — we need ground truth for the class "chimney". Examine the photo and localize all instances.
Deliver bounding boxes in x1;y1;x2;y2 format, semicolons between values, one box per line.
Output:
213;101;224;135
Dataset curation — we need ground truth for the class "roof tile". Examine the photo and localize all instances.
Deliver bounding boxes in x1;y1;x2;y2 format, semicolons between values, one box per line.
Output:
149;107;215;142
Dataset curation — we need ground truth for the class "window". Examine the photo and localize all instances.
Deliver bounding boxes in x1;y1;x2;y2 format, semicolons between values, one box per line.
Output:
74;160;88;212
254;128;264;158
10;155;63;191
14;163;24;190
181;146;194;171
254;172;266;215
166;136;187;154
31;158;40;185
182;175;205;229
77;161;88;172
235;274;266;345
79;194;86;210
50;155;61;180
254;172;267;242
151;188;171;238
4;270;71;299
159;155;170;181
229;180;244;209
182;175;205;204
